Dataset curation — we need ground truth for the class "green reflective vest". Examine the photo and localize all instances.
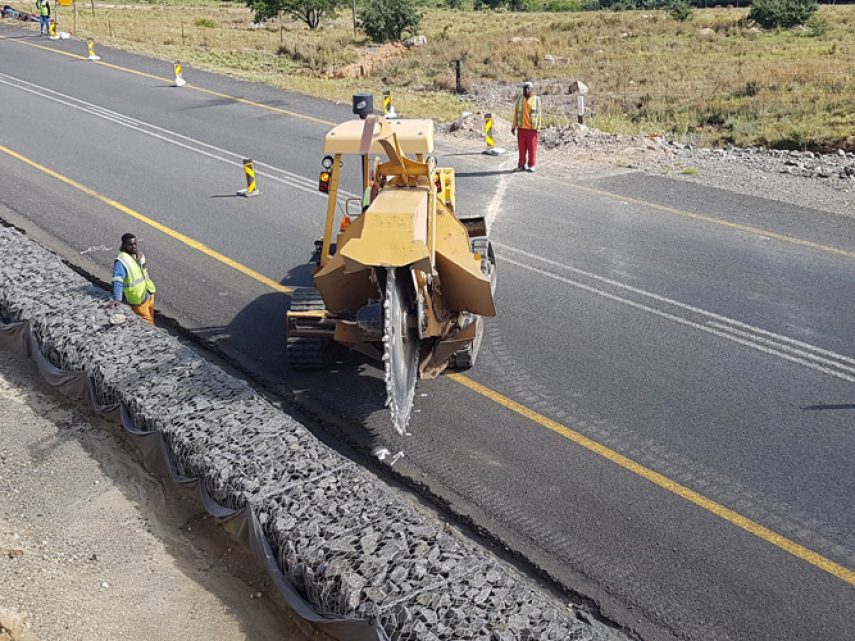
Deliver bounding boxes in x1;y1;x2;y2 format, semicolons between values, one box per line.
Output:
37;0;49;16
115;251;154;305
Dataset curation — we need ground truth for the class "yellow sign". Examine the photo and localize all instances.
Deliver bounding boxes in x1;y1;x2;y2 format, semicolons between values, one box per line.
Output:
57;0;74;6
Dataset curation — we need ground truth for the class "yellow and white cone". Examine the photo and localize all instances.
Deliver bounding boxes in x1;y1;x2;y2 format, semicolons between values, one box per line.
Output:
48;20;59;40
236;159;260;197
173;62;187;88
382;91;398;119
86;38;100;61
482;113;506;156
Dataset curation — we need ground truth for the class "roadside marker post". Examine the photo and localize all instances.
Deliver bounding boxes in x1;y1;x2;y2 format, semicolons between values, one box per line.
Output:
86;37;100;61
482;113;506;156
237;159;260;197
569;80;589;126
455;59;463;94
173;61;187;87
382;90;398;119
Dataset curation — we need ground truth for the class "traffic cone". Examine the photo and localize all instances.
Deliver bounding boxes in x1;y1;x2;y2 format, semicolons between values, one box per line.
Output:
383;90;398;119
87;37;101;61
482;113;506;156
173;61;187;87
236;159;260;197
48;20;58;40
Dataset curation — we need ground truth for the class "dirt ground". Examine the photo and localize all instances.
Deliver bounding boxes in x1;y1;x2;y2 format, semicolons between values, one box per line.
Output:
0;349;313;641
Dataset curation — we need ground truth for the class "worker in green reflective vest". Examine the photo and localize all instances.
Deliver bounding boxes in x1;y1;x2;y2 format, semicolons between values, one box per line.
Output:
35;0;50;35
110;233;157;324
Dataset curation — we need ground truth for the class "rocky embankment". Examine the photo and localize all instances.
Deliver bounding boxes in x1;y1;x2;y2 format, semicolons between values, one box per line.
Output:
442;110;854;218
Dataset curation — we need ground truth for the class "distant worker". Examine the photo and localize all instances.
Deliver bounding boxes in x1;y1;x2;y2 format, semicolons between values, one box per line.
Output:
35;0;50;36
110;233;156;324
511;81;542;173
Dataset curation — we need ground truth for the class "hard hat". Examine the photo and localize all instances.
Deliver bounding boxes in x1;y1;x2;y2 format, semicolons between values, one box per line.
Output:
523;81;533;89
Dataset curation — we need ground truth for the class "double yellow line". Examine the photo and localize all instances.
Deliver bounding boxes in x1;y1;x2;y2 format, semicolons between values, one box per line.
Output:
1;141;852;587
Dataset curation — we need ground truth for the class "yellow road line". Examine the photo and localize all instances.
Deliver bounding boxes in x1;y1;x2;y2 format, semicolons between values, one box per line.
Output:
448;372;855;586
0;144;294;295
12;37;853;260
3;145;853;588
569;183;855;260
12;39;335;126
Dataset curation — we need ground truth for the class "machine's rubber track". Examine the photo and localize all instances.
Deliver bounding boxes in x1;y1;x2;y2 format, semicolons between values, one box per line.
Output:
287;287;331;370
449;238;496;370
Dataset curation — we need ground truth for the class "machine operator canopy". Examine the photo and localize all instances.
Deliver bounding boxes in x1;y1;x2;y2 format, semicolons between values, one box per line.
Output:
323;118;434;156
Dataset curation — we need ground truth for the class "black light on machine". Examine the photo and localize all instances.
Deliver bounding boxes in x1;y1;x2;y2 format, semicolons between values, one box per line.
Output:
352;92;374;120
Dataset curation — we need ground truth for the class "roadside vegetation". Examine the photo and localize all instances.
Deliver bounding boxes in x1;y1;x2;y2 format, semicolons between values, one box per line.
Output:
42;0;854;150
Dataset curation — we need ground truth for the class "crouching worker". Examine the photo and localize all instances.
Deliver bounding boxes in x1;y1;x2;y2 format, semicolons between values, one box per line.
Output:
109;233;156;324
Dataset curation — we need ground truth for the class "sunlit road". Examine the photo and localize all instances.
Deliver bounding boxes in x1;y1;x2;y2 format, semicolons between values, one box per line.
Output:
2;24;853;641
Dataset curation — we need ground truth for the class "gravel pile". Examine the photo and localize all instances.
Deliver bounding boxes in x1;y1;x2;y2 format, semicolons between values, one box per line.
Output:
441;103;854;218
0;225;596;641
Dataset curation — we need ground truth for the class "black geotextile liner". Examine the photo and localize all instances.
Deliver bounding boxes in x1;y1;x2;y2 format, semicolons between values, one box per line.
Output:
0;226;593;641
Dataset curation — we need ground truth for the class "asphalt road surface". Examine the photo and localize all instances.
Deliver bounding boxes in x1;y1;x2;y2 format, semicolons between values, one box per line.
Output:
1;25;853;641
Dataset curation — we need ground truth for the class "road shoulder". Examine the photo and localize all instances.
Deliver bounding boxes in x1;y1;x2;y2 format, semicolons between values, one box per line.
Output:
0;348;312;641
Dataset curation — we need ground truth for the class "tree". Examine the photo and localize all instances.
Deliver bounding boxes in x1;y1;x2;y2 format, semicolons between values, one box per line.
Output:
667;0;693;21
245;0;342;30
360;0;422;42
748;0;817;29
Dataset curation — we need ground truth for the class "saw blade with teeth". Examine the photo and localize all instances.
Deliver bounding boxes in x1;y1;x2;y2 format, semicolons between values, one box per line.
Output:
383;267;419;434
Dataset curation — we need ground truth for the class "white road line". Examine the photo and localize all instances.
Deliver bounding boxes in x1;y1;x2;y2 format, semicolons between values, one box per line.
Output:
706;321;855;374
497;241;854;365
498;253;855;384
707;319;855;366
485;165;513;230
0;73;357;200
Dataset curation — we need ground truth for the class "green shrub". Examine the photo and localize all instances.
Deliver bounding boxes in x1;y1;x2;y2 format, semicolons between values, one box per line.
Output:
667;0;693;22
193;17;217;28
806;14;828;37
749;0;817;29
523;0;585;11
360;0;422;42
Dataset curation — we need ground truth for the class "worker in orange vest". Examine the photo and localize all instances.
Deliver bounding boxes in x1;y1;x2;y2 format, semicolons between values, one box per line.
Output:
511;81;542;173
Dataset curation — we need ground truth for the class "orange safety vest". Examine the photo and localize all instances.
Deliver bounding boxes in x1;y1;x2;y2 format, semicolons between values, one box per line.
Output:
514;95;542;131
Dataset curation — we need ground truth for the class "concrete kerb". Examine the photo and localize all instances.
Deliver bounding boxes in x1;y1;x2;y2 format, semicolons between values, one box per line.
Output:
0;225;593;641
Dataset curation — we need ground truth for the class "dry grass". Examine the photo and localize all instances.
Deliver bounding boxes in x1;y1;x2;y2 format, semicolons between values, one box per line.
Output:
47;2;855;149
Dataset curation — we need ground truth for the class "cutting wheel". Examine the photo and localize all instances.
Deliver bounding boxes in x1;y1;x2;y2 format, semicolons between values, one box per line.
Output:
383;267;419;434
